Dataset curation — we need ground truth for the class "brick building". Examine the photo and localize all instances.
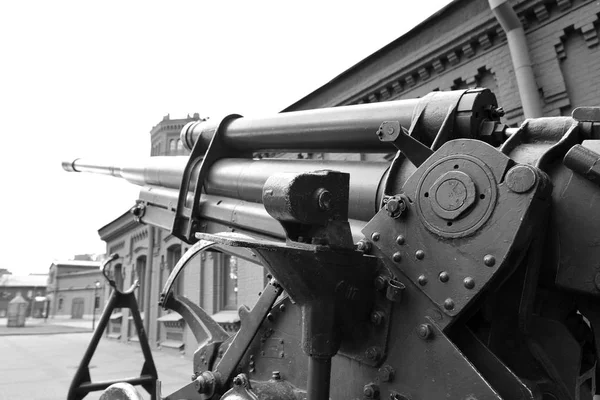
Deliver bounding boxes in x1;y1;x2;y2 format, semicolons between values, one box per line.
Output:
99;114;268;353
0;274;47;318
47;260;104;320
96;0;599;359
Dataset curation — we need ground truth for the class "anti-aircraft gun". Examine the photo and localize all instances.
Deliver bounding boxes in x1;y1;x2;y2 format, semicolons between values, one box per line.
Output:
63;88;600;400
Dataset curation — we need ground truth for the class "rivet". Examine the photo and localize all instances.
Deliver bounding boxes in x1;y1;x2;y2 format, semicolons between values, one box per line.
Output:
484;254;496;267
393;252;402;262
415;250;425;260
279;304;286;312
463;277;475;289
371;232;381;241
418;275;427;286
444;298;455;310
371;311;385;326
416;323;432;340
267;313;274;321
396;235;405;245
438;271;449;283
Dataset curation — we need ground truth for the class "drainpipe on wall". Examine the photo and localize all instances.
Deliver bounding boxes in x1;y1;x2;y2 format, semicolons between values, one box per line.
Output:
144;227;154;335
489;0;543;118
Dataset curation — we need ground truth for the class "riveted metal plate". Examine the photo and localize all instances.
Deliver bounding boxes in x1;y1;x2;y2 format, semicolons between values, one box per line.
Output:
362;139;551;319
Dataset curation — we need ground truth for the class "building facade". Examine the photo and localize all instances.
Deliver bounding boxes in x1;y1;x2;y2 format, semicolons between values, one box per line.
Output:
47;260;104;320
99;114;267;354
0;274;47;318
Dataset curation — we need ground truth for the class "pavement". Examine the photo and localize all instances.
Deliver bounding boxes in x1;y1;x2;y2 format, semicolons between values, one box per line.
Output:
0;317;94;336
0;331;192;400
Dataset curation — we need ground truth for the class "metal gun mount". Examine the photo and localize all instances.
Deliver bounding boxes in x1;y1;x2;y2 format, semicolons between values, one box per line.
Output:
62;90;600;400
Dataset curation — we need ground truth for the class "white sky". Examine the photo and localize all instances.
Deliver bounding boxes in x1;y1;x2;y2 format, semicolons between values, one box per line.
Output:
0;0;453;275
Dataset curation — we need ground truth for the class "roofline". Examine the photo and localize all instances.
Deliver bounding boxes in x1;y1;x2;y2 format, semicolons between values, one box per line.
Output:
281;0;460;112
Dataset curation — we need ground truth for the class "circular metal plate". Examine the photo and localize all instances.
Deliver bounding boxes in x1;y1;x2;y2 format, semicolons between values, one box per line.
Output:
416;155;497;238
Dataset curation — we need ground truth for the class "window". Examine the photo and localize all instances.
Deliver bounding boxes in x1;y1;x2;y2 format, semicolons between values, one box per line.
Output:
177;139;183;154
221;255;238;310
94;296;100;309
167;245;182;296
169;139;176;154
58;298;64;310
113;264;123;292
136;256;147;310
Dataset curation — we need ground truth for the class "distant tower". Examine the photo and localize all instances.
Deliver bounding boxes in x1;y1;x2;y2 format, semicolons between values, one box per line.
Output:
149;113;202;157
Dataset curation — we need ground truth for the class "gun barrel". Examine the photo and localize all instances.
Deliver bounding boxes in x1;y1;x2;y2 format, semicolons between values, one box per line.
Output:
63;157;389;223
181;89;498;153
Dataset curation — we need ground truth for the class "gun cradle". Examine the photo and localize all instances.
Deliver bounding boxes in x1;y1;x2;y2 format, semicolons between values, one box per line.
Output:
63;89;600;400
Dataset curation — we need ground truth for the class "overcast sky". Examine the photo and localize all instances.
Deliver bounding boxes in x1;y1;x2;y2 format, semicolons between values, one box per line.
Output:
0;0;453;275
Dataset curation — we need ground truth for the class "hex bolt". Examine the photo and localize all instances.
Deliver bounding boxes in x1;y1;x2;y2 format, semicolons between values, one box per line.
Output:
484;254;496;267
392;252;402;263
371;232;381;241
357;240;372;253
379;365;395;382
439;271;449;283
463;277;475;289
363;383;380;399
272;371;281;380
415;250;425;260
444;298;455;310
233;375;244;386
418;275;428;286
371;311;385;326
385;196;407;219
417;324;433;340
316;188;333;211
396;235;405;245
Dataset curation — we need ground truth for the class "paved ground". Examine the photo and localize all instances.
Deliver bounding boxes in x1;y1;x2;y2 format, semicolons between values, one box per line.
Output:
0;317;93;336
0;331;192;400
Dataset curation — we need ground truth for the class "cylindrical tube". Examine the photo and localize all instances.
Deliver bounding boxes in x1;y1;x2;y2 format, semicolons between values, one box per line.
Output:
181;89;498;153
307;356;332;400
63;157;389;223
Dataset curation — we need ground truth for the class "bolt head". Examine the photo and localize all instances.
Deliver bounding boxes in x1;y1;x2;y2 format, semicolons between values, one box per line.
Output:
417;323;432;340
484;254;496;267
439;271;449;283
463;277;475;289
365;347;382;361
363;383;380;399
356;240;372;253
371;232;381;241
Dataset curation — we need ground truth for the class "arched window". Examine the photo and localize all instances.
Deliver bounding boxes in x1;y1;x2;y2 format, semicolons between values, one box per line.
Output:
169;139;176;154
177;139;183;154
136;256;147;310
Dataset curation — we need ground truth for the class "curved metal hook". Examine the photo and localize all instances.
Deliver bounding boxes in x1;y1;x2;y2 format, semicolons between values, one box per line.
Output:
101;253;139;295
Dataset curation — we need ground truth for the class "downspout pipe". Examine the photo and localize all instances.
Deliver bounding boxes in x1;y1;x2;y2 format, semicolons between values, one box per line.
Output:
489;0;543;118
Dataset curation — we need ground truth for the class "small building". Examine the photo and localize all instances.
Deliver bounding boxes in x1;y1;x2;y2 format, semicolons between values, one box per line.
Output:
47;260;104;320
0;274;48;318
